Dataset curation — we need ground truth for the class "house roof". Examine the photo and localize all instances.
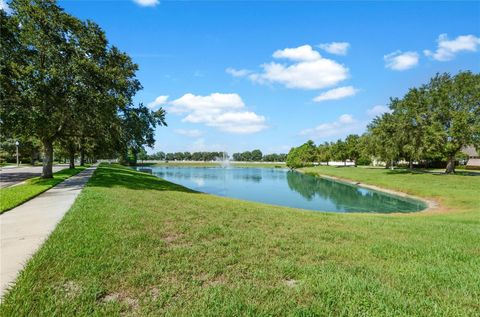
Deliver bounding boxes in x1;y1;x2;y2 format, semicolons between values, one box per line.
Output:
462;146;479;157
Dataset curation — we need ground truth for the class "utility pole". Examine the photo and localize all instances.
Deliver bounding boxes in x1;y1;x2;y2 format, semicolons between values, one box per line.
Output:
15;141;19;166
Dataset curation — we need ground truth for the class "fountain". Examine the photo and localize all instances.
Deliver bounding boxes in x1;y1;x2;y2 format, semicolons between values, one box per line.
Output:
215;152;231;168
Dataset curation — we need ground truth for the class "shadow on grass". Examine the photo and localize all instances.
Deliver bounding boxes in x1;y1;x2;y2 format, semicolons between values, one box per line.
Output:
357;167;479;177
389;169;480;177
88;164;197;193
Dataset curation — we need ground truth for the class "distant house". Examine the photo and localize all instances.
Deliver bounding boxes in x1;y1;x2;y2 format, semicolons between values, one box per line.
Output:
462;146;480;170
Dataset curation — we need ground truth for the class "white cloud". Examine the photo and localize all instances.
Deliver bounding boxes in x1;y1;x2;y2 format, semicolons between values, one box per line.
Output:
313;86;359;103
169;93;267;134
0;0;11;13
317;42;350;55
248;45;349;90
367;105;392;117
174;129;203;138
226;68;252;77
188;138;225;152
300;114;363;140
272;45;321;62
424;34;480;61
384;51;419;71
133;0;159;7
147;95;169;110
339;114;354;124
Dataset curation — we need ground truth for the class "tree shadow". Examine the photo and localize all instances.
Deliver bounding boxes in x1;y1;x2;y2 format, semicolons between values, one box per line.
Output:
87;165;198;193
385;168;480;177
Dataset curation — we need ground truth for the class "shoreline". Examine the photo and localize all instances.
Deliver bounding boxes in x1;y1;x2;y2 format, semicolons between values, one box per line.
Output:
297;169;440;214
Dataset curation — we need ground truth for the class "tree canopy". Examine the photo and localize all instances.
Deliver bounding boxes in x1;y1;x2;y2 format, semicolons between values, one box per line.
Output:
0;0;166;176
287;71;480;173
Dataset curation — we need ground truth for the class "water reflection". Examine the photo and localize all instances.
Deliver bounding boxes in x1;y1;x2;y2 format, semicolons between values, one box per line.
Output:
286;172;424;212
138;167;425;213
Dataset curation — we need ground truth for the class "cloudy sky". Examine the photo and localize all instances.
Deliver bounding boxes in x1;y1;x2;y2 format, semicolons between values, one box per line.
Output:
29;1;480;153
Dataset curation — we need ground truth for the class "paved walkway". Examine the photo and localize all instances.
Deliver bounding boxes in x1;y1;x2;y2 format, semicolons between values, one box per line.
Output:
0;165;69;188
0;165;97;299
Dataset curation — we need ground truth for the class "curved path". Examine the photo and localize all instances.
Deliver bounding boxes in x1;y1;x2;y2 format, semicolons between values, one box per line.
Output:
0;165;97;299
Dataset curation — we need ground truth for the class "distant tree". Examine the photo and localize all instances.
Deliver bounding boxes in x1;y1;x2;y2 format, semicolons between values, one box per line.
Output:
149;151;165;160
344;134;361;166
122;105;167;165
286;147;302;169
423;72;480;173
242;151;252;161
317;142;332;165
183;152;192;160
138;147;148;163
286;140;317;168
262;153;287;162
331;139;348;166
251;149;263;161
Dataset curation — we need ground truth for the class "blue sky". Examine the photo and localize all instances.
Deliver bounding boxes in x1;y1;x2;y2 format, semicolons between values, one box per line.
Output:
25;1;480;153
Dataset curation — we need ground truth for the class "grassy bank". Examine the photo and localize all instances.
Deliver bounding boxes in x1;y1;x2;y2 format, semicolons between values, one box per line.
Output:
301;166;480;214
1;164;479;316
0;166;88;213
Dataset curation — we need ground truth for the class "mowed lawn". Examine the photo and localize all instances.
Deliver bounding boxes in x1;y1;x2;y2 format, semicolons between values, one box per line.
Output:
1;164;479;316
0;166;88;213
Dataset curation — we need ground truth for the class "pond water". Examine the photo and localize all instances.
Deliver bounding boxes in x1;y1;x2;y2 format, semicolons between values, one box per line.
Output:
138;167;426;213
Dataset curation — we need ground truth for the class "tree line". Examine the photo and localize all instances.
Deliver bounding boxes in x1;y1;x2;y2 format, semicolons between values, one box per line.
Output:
0;0;166;177
232;150;286;162
140;150;287;162
287;72;480;173
141;151;227;162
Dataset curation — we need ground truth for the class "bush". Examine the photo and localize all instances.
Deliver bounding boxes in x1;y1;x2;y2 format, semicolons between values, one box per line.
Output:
356;157;372;166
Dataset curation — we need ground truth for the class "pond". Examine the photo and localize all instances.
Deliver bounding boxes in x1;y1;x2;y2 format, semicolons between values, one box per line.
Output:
138;167;426;213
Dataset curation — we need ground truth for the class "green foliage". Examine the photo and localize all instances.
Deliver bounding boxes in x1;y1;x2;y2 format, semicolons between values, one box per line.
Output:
231;149;284;162
292;72;479;173
0;137;41;164
0;0;166;177
286;140;317;168
366;71;480;172
317;142;332;165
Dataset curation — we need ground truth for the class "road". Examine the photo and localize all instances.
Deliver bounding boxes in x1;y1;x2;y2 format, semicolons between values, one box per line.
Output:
0;165;68;188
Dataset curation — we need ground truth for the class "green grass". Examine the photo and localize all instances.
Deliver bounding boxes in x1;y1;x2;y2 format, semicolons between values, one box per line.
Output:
1;164;479;316
301;166;480;213
0;166;88;213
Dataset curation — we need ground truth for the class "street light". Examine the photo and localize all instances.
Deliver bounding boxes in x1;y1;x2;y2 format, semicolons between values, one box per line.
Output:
15;141;19;166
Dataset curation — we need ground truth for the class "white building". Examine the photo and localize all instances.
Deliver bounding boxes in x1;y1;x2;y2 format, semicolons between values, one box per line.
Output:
462;146;480;170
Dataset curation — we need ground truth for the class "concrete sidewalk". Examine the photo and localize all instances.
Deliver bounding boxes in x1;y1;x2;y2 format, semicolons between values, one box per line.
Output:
0;165;97;299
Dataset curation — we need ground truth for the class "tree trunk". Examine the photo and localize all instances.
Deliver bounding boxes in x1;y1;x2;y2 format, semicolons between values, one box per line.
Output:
41;139;53;179
80;147;85;166
445;156;455;174
409;160;413;169
69;147;75;169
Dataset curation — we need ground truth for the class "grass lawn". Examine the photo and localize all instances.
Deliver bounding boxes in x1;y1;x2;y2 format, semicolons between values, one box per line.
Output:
0;166;88;213
1;164;479;316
